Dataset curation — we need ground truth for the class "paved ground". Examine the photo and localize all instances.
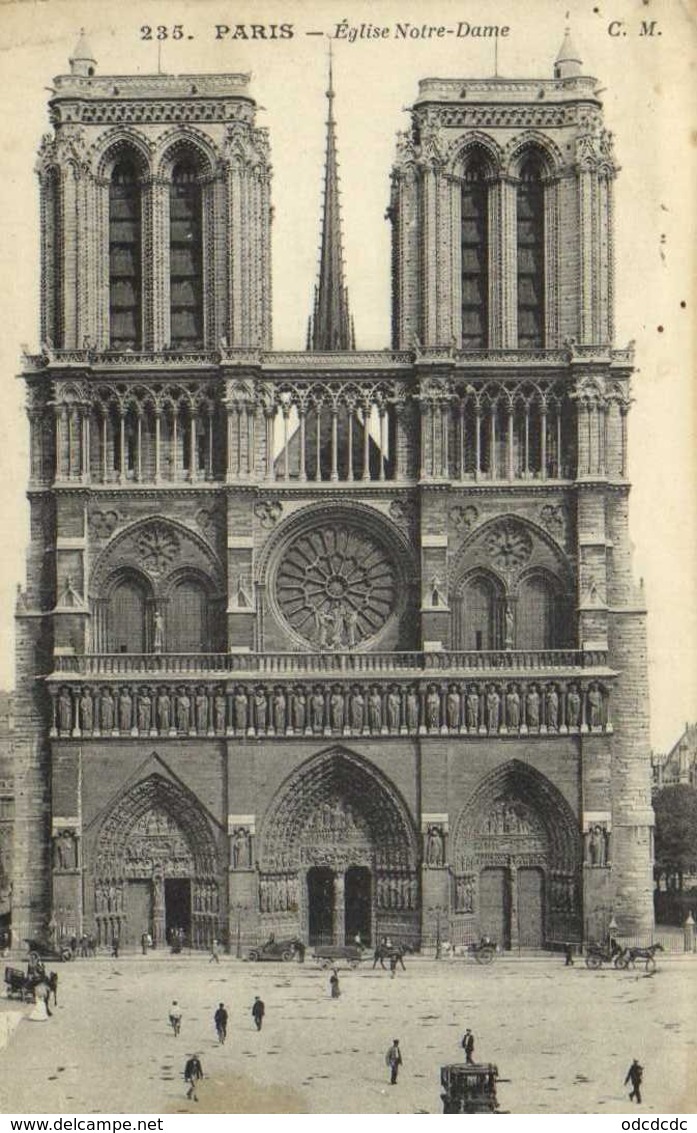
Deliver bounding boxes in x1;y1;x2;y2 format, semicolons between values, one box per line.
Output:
0;953;694;1114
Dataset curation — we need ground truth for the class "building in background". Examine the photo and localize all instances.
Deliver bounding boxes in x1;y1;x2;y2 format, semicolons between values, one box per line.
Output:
12;31;654;951
652;723;697;791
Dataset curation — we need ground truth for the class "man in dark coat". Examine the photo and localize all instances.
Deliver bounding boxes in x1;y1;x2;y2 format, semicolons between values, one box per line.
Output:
462;1028;475;1064
625;1059;643;1104
184;1054;204;1102
252;995;265;1031
385;1038;403;1085
214;1002;228;1044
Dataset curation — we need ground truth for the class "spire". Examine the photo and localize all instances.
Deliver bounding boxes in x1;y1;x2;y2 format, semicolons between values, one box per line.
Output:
309;48;354;352
69;29;97;77
554;26;582;79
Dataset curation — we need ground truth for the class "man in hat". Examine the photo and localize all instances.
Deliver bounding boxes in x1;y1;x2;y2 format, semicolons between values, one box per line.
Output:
624;1059;644;1104
385;1038;403;1085
184;1053;204;1102
214;1002;228;1044
252;995;265;1031
462;1028;475;1064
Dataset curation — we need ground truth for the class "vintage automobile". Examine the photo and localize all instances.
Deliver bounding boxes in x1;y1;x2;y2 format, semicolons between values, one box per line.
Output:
313;943;364;969
5;965;37;1002
24;937;74;963
440;1062;503;1113
247;936;306;963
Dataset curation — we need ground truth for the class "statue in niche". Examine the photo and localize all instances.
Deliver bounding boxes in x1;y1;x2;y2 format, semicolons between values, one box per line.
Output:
118;687;133;732
233;829;252;870
292;689;306;732
54;829;77;871
426;687;440;730
586;823;608;867
234;690;248;732
349;689;365;732
311;689;324;731
506;686;520;730
447;687;460;730
100;687;115;731
406;689;419;731
330;689;344;732
425;825;445;867
387;689;401;732
504;602;514;649
315;607;336;651
368;689;382;732
588;684;603;728
486;686;500;732
156;689;171;732
430;575;443;607
526;685;540;728
214;693;226;733
546;685;559;731
195;690;209;734
344;606;360;648
137;690;152;733
176;691;191;733
58;688;72;733
153;609;165;653
567;685;581;728
79;688;94;733
273;689;287;733
466;687;480;730
254;690;267;732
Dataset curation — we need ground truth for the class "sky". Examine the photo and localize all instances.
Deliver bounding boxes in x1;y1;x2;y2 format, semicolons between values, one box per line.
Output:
0;0;694;751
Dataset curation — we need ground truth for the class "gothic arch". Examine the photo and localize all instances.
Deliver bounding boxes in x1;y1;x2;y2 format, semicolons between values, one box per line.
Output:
447;131;502;178
155;129;219;180
450;513;574;595
90;515;225;600
94;131;152;180
504;132;563;179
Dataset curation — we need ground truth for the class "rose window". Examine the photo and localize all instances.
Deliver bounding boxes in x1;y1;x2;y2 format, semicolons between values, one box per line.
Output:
275;525;397;648
485;522;532;573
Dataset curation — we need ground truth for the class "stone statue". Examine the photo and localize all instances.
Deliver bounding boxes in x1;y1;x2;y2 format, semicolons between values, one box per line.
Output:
254;690;268;732
273;689;287;733
447;688;460;730
292;689;306;733
426;825;444;867
137;691;152;733
526;686;540;728
406;689;419;731
176;691;191;733
214;693;226;733
100;688;115;732
195;690;209;733
79;689;93;732
234;690;248;732
504;602;514;649
486;687;500;732
349;690;364;732
387;689;401;732
330;689;344;732
153;609;165;653
58;689;72;733
466;687;479;730
311;690;324;731
54;829;77;871
368;689;382;732
118;687;133;733
344;606;360;648
157;689;171;732
588;684;603;728
546;685;559;731
567;685;581;728
506;686;520;730
232;827;252;870
426;687;440;730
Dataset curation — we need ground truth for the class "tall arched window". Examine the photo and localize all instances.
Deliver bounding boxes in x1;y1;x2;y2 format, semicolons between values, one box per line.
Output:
517;157;545;348
456;572;504;651
107;575;149;653
109;159;142;350
461;159;489;349
517;571;565;649
167;577;209;653
170;160;203;348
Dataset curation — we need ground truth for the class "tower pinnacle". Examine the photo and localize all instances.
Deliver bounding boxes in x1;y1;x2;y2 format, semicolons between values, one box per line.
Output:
69;29;97;77
309;49;355;352
554;26;583;79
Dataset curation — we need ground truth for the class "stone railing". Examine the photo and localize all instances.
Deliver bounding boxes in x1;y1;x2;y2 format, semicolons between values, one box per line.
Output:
52;648;607;678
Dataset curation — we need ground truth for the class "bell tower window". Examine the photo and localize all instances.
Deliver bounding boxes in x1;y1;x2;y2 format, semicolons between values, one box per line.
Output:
460;160;489;349
109;159;142;350
517;158;545;348
170;160;203;349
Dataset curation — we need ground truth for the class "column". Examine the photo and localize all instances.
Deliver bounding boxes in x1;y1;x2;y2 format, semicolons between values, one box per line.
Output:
430;402;437;478
331;407;339;482
379;407;387;481
315;405;323;481
81;409;91;483
362;403;371;481
226;407;235;481
346;410;354;481
508;864;519;950
298;407;307;482
189;411;197;481
620;406;628;477
172;409;179;481
489;405;497;480
507;405;514;480
556;407;562;478
101;414;108;483
440;403;449;478
119;410;126;484
419;402;428;481
247;406;255;476
283;406;291;482
475;409;481;481
524;405;530;477
155;410;162;483
136;411;143;483
265;408;275;481
458;403;465;480
333;872;345;946
207;409;214;479
540;405;547;481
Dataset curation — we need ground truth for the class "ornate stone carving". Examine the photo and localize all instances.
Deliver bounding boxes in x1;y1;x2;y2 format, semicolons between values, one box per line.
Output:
275;524;397;649
449;504;478;533
424;824;445;868
53;829;78;871
485;521;532;574
89;509;120;539
539;504;567;542
134;523;180;575
454;874;475;914
254;499;283;528
584;823;610;867
230;826;253;870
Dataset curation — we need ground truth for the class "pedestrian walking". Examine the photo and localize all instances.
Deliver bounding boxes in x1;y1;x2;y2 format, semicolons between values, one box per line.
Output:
214;1002;228;1044
385;1038;402;1085
251;995;265;1031
625;1058;644;1104
141;931;150;956
47;971;58;1008
169;1000;183;1037
209;938;220;964
329;968;341;998
564;941;575;966
111;935;120;959
184;1054;204;1102
462;1028;475;1064
389;953;398;979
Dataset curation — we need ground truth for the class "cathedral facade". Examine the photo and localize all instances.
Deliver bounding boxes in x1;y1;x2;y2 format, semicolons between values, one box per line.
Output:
12;33;654;952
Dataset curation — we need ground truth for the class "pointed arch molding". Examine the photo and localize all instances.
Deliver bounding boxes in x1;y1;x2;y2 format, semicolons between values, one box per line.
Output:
89;514;225;601
449;513;574;596
451;759;580;874
92;770;219;882
258;746;419;873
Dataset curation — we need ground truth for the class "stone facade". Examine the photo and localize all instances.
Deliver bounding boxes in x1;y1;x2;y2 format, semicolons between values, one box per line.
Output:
11;35;654;952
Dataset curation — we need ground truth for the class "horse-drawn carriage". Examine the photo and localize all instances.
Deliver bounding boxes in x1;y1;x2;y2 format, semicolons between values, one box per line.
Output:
313;943;364;969
440;1063;503;1113
585;939;663;973
4;962;57;1007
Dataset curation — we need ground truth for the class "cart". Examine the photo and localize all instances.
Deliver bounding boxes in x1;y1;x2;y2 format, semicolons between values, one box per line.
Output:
440;1062;502;1113
313;944;363;969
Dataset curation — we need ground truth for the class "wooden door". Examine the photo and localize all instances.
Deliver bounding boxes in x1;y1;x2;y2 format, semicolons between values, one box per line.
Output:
479;867;511;949
517;868;545;948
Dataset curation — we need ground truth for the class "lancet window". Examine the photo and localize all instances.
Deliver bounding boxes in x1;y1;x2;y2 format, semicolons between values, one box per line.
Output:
517;157;545;348
460;159;489;349
170;161;203;348
109;160;142;350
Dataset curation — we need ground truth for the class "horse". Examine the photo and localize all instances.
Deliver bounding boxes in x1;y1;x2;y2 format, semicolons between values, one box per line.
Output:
372;942;412;970
622;942;664;973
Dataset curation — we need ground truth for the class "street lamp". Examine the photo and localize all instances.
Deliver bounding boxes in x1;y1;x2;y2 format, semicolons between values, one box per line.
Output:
428;904;448;960
235;902;243;959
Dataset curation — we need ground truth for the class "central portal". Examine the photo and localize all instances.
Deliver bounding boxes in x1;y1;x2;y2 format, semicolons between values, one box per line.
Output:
345;866;372;944
165;878;192;941
307;867;335;945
